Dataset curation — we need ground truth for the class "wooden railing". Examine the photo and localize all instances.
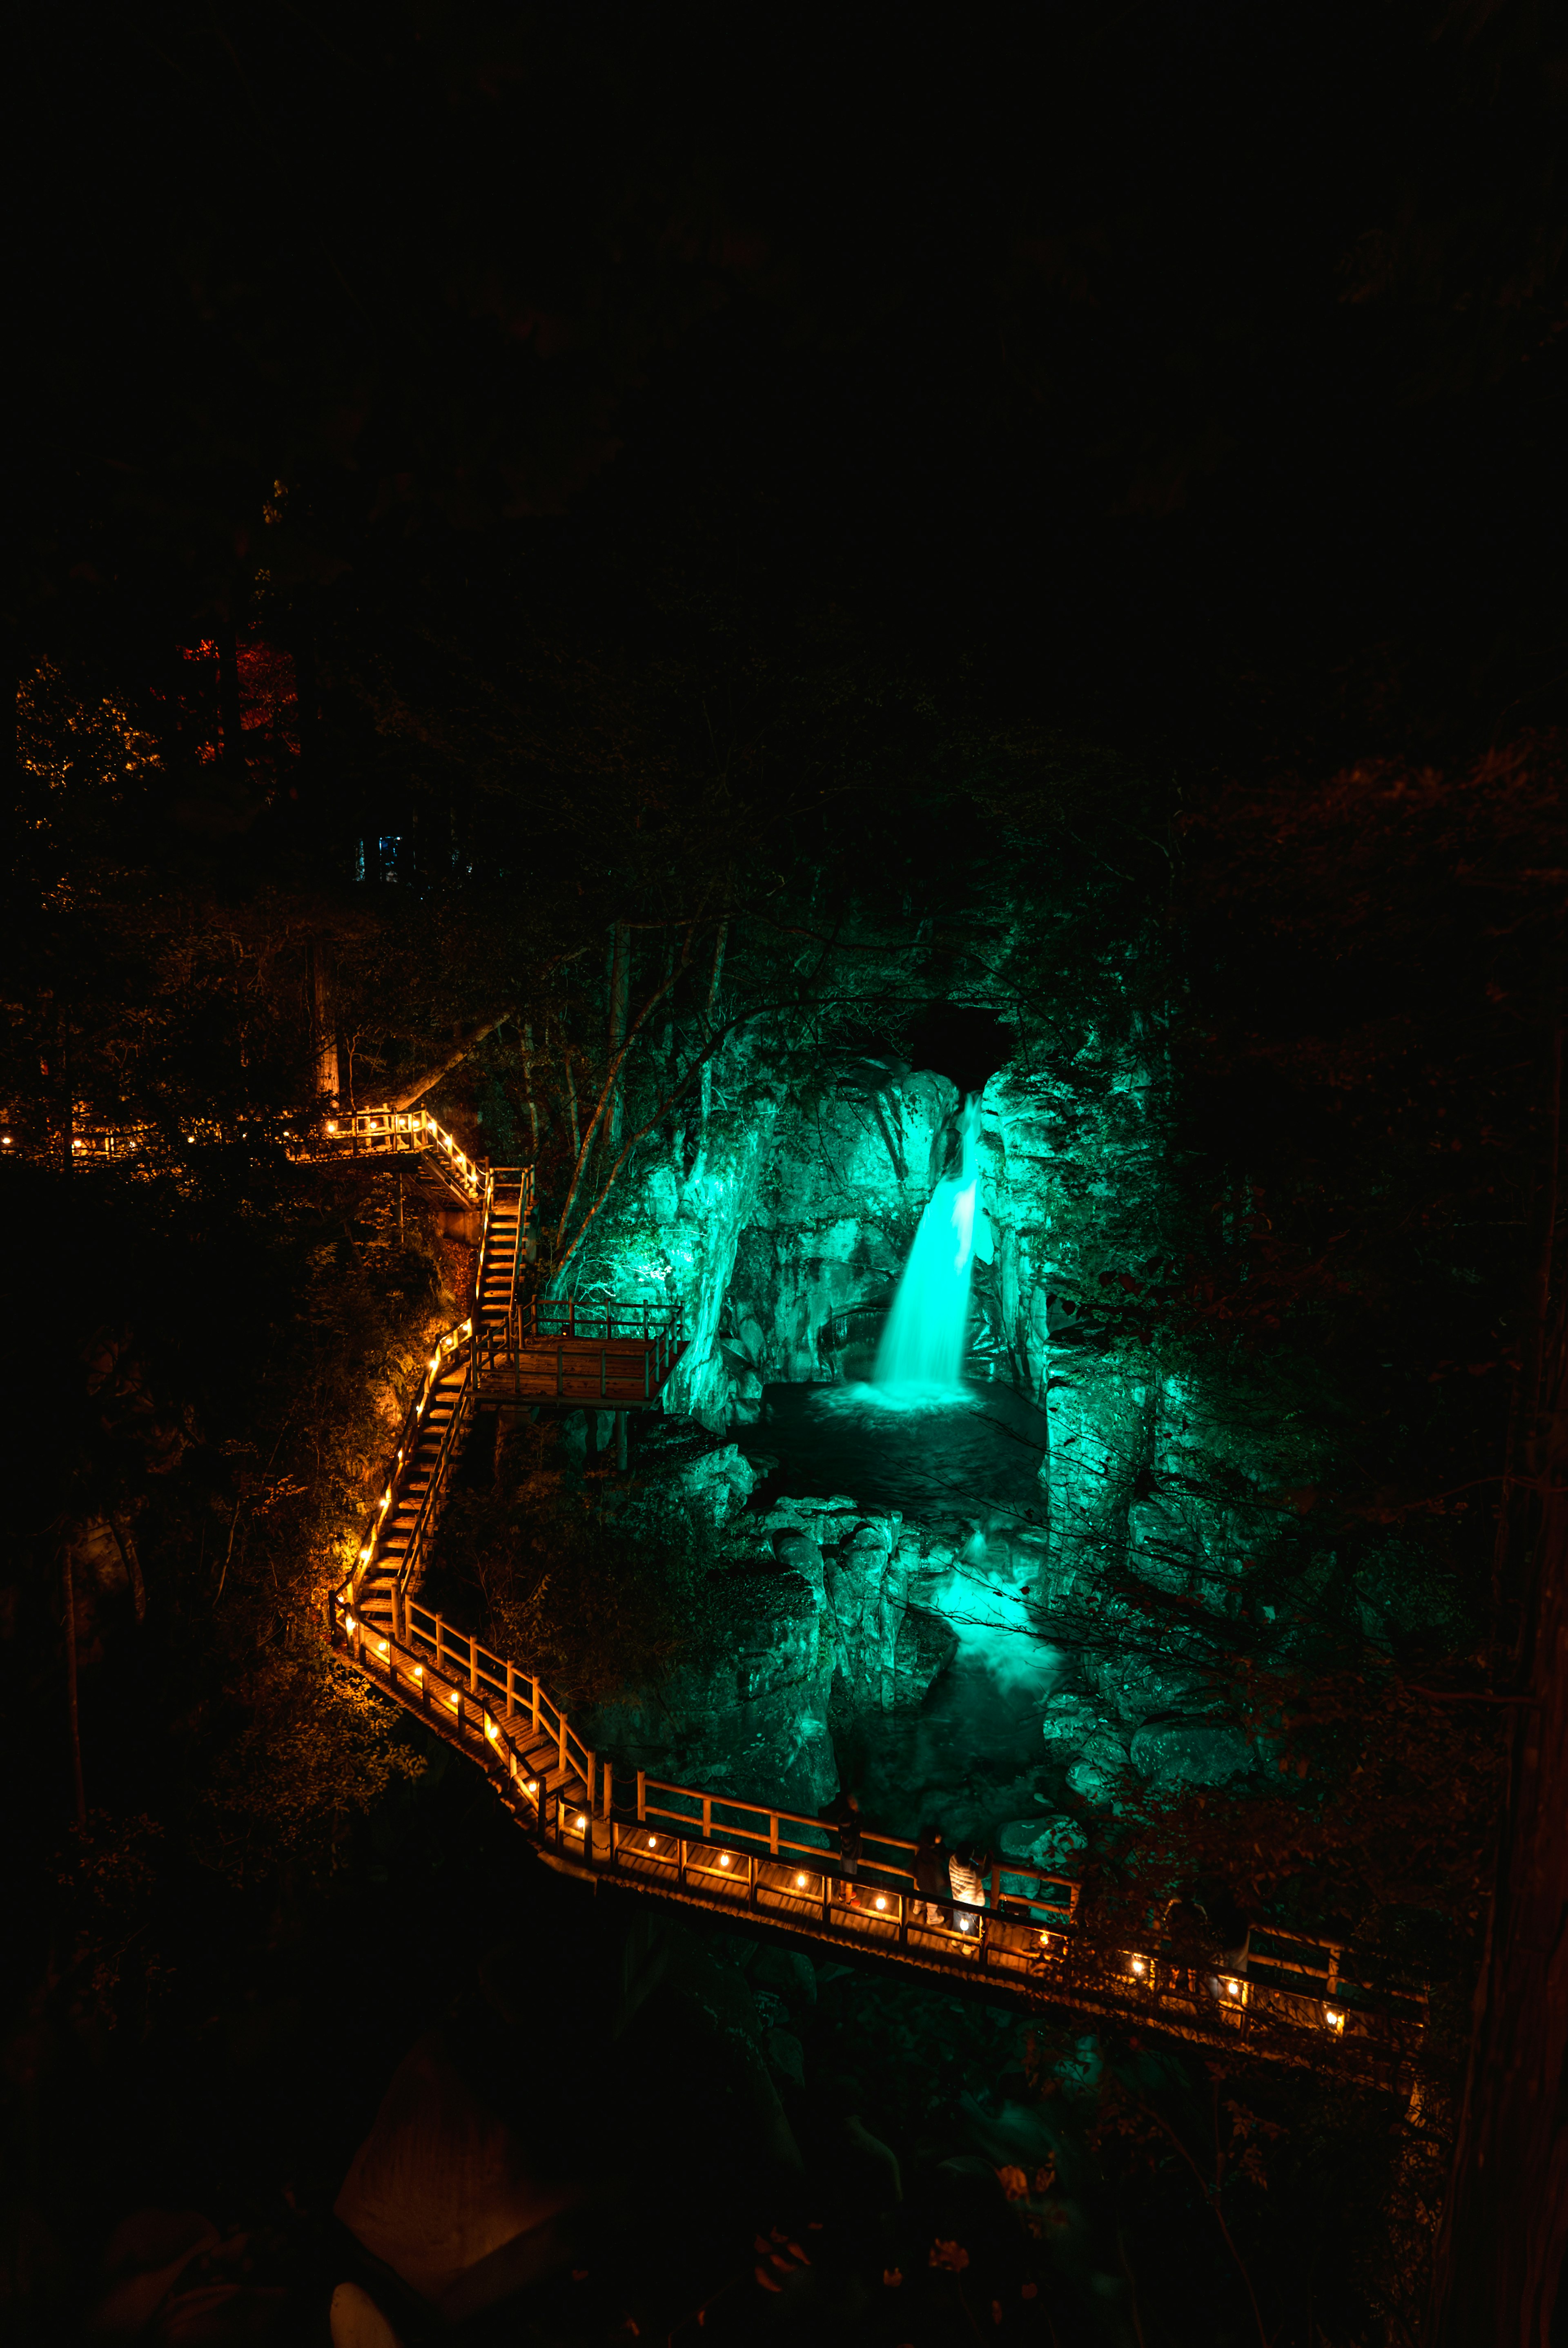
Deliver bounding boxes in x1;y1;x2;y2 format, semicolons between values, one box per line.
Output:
348;1317;478;1608
319;1105;492;1203
531;1298;679;1340
30;1100;504;1206
328;1587;1432;2083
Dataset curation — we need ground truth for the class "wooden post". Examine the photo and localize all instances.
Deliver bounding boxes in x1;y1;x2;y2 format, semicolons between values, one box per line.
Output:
769;1812;779;1856
469;1636;478;1695
602;1759;612;1820
702;1793;712;1841
532;1675;541;1735
637;1770;646;1824
434;1614;443;1675
557;1708;567;1775
506;1659;516;1716
584;1750;595;1819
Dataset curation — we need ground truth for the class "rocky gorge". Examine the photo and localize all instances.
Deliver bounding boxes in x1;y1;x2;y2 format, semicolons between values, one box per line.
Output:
555;1014;1327;1886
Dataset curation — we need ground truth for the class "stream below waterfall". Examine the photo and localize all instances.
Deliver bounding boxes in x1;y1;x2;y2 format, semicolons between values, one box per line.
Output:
735;1380;1069;1843
736;1376;1049;1515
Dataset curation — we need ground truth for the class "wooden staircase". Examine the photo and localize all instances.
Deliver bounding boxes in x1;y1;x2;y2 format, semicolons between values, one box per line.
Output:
351;1164;528;1653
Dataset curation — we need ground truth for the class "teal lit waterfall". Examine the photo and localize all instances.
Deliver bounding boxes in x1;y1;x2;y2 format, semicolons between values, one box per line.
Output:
874;1097;982;1391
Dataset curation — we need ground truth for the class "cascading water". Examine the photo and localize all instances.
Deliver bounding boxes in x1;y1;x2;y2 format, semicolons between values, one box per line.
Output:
873;1096;982;1392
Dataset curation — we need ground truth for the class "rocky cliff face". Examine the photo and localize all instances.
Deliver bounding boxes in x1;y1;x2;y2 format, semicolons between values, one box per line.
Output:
570;1008;1327;1833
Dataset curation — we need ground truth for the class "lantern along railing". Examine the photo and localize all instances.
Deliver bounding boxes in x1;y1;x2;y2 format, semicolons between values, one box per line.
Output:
23;1100;512;1205
346;1316;478;1614
328;1590;1432;2085
317;1104;496;1204
343;1158;530;1618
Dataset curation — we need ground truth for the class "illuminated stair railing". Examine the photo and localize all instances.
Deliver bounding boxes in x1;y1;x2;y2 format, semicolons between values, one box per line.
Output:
328;1583;1430;2083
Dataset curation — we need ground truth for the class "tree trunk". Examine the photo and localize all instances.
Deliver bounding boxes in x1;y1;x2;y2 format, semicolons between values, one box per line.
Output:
216;619;243;773
62;1548;85;1826
291;626;321;776
306;935;340;1104
692;919;728;1183
390;1009;515;1110
111;1513;146;1623
1427;1026;1567;2345
521;1021;541;1154
606;922;630;1152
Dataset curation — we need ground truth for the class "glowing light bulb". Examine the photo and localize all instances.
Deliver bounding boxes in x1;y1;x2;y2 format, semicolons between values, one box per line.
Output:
1131;1956;1147;1976
875;1896;886;1911
647;1836;657;1848
575;1814;587;1829
1325;2008;1344;2031
486;1720;499;1741
344;1614;356;1634
719;1853;731;1866
1225;1978;1242;1999
412;1666;423;1679
795;1873;807;1888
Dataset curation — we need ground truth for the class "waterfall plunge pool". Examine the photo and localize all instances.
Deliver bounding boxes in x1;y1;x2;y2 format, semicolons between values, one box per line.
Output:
736;1377;1048;1517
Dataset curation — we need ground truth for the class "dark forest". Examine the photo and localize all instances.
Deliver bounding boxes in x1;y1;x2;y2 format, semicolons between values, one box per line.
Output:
7;7;1565;2344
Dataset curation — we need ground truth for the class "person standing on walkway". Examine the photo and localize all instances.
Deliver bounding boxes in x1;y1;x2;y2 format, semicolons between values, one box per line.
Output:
948;1841;987;1935
826;1794;864;1906
914;1824;949;1926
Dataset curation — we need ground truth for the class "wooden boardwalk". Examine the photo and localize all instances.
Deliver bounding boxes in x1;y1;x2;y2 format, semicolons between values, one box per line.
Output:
331;1598;1431;2088
62;1095;1432;2089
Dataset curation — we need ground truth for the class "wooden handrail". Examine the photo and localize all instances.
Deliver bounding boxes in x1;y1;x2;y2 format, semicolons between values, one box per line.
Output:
329;1592;1431;2080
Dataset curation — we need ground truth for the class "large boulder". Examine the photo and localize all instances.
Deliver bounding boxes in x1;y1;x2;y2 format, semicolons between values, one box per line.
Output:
997;1813;1086;1874
1000;1803;1084;1897
1085;1653;1216;1725
1130;1718;1254;1787
590;1562;840;1811
661;1441;760;1525
822;1517;909;1715
1040;1690;1100;1746
1065;1732;1129;1805
334;2038;585;2314
893;1605;958;1708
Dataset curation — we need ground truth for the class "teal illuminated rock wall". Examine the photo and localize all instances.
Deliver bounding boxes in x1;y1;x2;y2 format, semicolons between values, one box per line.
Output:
572;998;1333;1822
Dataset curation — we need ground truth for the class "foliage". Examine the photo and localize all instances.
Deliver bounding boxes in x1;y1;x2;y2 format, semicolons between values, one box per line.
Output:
421;1421;737;1708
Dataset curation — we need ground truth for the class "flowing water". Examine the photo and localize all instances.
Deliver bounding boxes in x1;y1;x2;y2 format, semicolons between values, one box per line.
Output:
872;1095;982;1391
728;1094;1074;1839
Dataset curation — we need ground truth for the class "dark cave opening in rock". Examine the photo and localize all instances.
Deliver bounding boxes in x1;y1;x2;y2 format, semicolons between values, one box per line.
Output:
901;1001;1017;1101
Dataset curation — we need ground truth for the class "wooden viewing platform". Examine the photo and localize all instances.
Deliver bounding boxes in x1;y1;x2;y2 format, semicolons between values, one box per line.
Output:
476;1298;685;1409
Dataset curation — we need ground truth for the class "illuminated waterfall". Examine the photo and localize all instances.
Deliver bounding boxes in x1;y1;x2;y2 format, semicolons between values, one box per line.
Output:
873;1096;982;1392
